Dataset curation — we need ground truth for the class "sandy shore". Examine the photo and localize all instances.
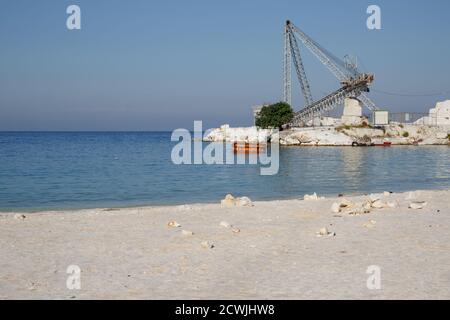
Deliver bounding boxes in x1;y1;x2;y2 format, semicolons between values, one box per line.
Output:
1;189;449;300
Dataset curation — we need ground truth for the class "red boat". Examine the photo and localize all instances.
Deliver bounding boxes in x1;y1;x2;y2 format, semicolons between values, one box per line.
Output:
374;141;392;147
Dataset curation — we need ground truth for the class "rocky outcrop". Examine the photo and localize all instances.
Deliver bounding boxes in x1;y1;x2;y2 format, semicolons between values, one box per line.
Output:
279;128;354;146
205;122;449;146
204;125;274;143
221;194;254;207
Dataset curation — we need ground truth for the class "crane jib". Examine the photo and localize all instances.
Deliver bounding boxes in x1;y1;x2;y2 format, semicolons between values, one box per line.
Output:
283;20;377;126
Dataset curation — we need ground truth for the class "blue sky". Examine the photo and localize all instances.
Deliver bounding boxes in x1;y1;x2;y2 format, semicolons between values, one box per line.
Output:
1;0;450;131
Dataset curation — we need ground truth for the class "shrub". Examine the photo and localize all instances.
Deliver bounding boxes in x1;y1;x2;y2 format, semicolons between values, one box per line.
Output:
336;125;351;132
255;102;294;130
402;131;409;138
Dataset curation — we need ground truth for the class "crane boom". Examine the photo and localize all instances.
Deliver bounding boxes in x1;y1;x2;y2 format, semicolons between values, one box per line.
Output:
288;21;349;82
283;20;378;125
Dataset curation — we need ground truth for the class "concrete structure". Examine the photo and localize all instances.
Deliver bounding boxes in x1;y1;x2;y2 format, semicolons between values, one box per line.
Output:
431;100;450;125
373;110;389;126
341;98;364;126
415;100;450;126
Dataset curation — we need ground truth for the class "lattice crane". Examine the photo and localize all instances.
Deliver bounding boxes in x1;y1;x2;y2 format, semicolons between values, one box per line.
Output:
283;20;377;127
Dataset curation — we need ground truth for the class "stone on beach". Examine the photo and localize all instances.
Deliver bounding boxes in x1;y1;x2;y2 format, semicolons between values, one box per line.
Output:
201;241;214;249
333;198;361;212
339;198;354;208
220;194;254;207
14;214;26;221
387;201;398;208
221;194;236;207
220;221;240;233
220;221;231;228
167;221;181;228
371;199;387;209
303;193;324;201
409;202;427;210
236;196;254;207
331;202;341;213
363;200;372;211
181;230;194;236
346;205;370;216
316;227;336;237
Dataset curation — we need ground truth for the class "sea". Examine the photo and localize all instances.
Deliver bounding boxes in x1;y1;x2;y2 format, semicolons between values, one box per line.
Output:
0;132;449;211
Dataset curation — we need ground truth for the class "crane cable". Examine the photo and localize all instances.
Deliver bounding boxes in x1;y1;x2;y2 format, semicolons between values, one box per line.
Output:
372;89;450;97
356;57;450;97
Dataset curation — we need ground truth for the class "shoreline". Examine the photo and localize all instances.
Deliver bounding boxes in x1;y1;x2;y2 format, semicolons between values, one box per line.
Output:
2;184;450;214
1;188;449;299
204;123;450;146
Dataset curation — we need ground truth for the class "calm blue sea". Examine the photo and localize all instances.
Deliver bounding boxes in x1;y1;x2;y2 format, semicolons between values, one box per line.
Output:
0;132;449;212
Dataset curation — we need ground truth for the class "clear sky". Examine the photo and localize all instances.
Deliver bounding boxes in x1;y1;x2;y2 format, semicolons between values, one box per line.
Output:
1;0;450;131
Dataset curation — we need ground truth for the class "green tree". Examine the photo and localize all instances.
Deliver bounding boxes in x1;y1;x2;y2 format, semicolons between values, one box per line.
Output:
255;102;294;129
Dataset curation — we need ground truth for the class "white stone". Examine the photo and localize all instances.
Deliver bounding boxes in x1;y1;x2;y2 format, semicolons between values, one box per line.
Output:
436;132;448;139
339;198;354;208
167;221;181;228
235;196;253;207
201;241;214;249
304;193;319;201
409;202;427;210
221;194;236;207
220;221;231;228
387;201;398;208
14;214;26;221
316;227;336;237
371;200;386;209
331;202;341;213
363;200;372;211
